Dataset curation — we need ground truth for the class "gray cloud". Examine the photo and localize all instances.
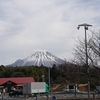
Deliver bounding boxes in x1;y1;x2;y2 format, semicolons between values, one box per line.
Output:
0;0;100;65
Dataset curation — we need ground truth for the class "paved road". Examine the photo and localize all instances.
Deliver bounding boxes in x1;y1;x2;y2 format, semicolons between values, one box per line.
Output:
0;92;100;100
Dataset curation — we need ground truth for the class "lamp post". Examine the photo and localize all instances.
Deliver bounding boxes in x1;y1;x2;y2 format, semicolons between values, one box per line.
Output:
48;67;50;92
77;23;92;100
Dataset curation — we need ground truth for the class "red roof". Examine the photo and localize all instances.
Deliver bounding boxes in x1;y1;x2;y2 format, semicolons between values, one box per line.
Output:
0;77;35;85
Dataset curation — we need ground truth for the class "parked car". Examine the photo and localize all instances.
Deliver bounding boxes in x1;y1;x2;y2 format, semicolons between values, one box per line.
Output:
9;90;23;97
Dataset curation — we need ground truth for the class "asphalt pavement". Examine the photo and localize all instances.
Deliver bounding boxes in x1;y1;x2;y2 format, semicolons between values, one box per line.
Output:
0;92;100;100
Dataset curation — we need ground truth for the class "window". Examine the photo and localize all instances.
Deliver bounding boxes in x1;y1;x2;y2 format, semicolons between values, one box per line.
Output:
7;82;12;84
69;85;74;89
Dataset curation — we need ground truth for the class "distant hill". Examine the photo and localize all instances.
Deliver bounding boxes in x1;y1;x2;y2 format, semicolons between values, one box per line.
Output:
8;51;65;67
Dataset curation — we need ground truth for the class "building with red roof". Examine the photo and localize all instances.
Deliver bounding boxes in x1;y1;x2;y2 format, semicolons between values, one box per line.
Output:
0;77;35;92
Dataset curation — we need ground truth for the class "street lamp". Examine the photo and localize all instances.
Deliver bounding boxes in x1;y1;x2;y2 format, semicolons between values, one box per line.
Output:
77;23;92;100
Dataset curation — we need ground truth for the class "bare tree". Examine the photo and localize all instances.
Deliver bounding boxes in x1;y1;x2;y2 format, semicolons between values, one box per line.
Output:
88;30;100;67
73;30;100;67
72;30;100;92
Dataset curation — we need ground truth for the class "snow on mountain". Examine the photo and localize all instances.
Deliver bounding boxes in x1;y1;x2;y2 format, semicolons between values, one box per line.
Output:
8;51;65;67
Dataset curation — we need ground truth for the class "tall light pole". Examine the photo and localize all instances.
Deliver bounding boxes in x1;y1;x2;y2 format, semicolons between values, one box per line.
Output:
48;67;50;92
77;23;92;100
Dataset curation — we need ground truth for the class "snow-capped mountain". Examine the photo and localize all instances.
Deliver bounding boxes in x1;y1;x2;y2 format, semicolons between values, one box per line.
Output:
8;51;65;67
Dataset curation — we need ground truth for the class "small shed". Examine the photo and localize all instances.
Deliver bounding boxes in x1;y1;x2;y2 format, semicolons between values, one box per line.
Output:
65;84;78;92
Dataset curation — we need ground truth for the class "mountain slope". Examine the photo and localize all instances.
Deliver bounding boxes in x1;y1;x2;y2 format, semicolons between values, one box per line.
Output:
8;51;65;67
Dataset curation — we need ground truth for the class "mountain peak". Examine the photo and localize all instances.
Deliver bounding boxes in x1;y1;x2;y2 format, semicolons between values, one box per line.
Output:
8;51;65;67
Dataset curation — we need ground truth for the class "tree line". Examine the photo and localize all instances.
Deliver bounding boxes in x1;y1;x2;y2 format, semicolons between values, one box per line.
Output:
0;63;99;86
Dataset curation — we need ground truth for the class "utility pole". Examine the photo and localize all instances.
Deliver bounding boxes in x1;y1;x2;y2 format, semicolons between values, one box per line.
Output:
48;67;50;92
77;23;92;100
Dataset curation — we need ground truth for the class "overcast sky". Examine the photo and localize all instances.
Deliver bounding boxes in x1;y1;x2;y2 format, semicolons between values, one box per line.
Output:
0;0;100;65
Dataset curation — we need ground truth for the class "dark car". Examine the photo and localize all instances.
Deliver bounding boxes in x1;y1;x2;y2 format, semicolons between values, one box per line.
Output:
9;90;23;97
